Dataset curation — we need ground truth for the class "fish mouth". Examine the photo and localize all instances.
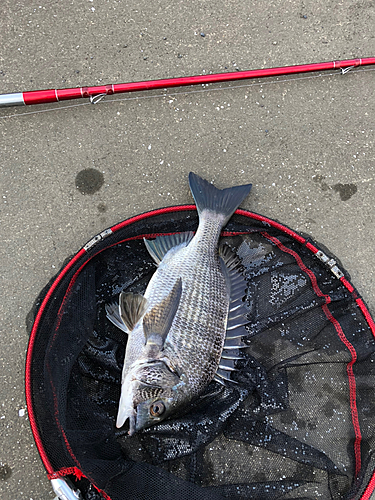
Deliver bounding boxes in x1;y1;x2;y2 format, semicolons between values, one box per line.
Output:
115;378;155;435
116;366;174;434
116;406;137;435
117;407;149;436
116;378;138;433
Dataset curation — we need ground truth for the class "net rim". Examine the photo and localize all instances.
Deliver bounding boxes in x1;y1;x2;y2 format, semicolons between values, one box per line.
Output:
24;204;375;499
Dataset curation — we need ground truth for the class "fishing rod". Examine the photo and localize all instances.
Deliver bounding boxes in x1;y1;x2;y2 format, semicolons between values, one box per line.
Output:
0;57;374;108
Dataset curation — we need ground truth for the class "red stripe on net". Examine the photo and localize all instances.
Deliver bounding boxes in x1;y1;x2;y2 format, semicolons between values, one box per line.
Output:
356;298;375;340
48;467;113;500
25;248;87;474
262;232;362;480
361;469;375;500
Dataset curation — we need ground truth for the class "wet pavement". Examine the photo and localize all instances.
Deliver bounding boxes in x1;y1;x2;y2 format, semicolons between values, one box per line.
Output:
0;0;374;498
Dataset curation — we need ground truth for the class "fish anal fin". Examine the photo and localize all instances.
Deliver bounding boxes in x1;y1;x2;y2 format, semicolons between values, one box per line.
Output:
119;292;148;331
144;232;194;264
143;278;182;346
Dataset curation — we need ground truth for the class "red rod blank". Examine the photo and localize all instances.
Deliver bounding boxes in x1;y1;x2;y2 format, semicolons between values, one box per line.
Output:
2;57;375;107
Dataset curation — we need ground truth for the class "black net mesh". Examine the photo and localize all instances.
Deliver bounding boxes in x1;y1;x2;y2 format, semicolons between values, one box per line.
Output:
27;208;375;500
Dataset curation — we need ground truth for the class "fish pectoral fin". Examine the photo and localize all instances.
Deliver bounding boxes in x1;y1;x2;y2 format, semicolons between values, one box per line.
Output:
119;292;148;331
105;301;129;334
143;278;182;346
144;232;194;264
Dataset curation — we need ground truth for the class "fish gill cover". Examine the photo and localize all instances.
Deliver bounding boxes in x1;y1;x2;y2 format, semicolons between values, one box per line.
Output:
26;205;375;500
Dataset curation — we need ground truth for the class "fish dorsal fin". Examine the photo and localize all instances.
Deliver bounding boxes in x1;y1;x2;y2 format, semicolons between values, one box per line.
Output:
216;245;249;384
219;244;249;324
143;278;182;346
119;292;148;331
144;232;194;264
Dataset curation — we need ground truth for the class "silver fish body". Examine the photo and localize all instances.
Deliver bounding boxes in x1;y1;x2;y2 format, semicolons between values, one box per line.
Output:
106;173;252;434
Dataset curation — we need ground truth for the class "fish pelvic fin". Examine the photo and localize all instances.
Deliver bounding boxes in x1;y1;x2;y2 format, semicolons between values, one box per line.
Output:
119;292;148;331
144;231;194;264
143;278;182;347
188;172;252;226
105;301;129;334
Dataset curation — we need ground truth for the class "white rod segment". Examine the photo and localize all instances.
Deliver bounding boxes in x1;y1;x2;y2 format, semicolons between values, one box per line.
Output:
0;93;25;107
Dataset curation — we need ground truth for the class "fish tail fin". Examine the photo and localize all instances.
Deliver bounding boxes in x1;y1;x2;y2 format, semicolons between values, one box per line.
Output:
188;172;252;226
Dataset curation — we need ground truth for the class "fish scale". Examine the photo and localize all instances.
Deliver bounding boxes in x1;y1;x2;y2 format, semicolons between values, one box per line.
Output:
147;223;228;394
106;172;252;433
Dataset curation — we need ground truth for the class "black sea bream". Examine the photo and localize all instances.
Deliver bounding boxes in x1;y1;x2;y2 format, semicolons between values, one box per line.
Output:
106;173;252;434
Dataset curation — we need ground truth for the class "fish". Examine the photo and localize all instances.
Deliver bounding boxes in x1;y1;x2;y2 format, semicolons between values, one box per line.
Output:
105;172;252;435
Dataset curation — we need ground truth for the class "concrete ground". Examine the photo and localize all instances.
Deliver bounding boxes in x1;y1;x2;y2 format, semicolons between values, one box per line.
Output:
0;0;374;498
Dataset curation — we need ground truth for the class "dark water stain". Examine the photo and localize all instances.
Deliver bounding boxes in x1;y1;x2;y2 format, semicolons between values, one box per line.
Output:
279;408;306;429
0;463;12;481
313;175;357;201
323;400;336;418
312;174;330;191
322;382;335;394
75;168;104;195
332;183;357;201
97;202;107;213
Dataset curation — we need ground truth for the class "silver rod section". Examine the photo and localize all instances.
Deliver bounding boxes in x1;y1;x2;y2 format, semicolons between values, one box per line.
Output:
0;92;25;107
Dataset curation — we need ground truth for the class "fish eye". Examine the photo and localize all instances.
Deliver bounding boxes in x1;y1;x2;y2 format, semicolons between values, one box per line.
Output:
149;401;165;417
